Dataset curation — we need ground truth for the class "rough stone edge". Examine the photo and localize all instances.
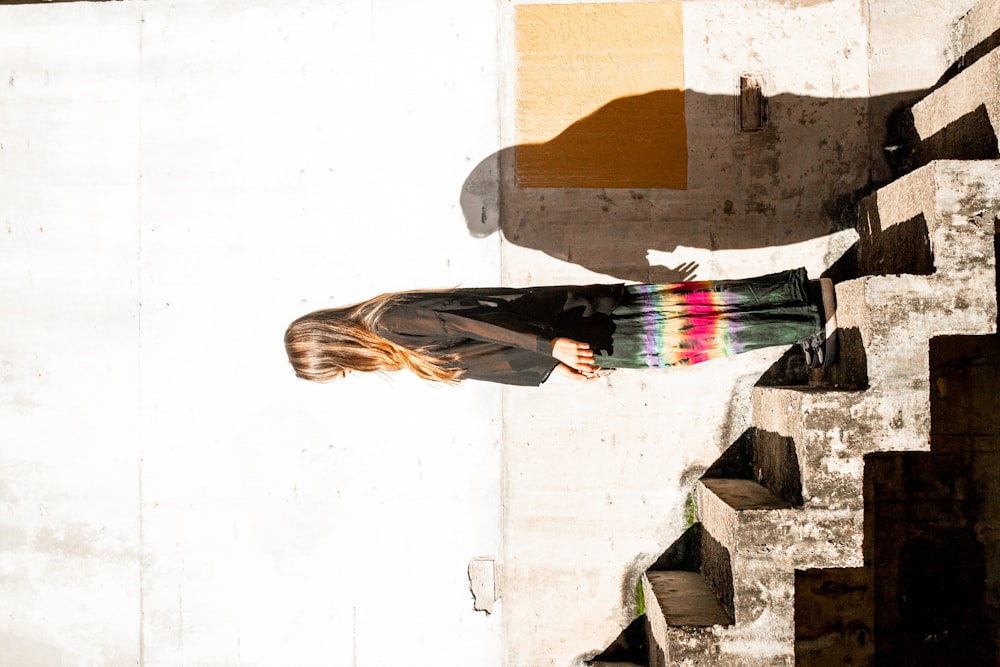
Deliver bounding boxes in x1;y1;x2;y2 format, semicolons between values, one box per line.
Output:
911;48;1000;139
953;0;1000;62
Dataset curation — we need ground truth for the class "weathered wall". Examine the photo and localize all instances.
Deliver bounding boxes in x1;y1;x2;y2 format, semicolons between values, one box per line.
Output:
865;333;1000;665
497;2;869;664
493;1;979;666
468;0;876;287
3;1;988;666
0;1;505;665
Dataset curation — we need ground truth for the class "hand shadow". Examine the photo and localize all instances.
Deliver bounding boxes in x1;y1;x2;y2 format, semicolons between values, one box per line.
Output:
646;261;699;284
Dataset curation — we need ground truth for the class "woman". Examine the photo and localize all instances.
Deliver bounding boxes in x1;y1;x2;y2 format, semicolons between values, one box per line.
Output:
284;268;837;386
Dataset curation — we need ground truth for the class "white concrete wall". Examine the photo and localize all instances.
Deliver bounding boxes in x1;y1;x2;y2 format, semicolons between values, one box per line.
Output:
0;1;504;665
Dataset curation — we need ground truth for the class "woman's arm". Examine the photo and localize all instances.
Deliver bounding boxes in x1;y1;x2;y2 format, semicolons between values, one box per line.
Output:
380;305;602;384
434;310;555;355
437;313;601;375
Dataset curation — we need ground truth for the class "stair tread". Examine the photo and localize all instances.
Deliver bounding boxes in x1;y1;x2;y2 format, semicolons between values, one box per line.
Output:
911;50;1000;140
956;0;1000;56
646;571;734;627
701;478;793;511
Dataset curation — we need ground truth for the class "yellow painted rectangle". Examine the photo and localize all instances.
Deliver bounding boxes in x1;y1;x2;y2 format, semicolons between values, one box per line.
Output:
515;2;686;189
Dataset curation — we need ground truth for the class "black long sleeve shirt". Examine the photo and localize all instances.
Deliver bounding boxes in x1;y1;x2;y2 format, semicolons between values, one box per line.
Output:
375;284;625;386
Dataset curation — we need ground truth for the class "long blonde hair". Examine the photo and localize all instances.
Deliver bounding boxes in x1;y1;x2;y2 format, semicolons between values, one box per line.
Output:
284;292;463;384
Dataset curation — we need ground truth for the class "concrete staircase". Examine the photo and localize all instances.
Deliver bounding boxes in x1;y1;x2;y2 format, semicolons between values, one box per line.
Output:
891;0;1000;171
636;176;998;666
592;2;1000;664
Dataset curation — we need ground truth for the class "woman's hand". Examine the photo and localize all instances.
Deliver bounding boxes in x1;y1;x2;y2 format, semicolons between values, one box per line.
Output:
551;337;599;376
553;362;600;382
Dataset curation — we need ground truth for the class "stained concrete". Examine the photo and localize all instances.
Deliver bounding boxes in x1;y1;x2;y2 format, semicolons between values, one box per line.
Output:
2;0;995;666
863;332;1000;664
497;2;981;666
640;155;999;662
637;65;1000;667
794;567;872;666
645;571;734;628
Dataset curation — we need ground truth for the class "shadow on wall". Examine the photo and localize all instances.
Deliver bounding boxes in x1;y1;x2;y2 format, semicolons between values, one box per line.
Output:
461;88;926;283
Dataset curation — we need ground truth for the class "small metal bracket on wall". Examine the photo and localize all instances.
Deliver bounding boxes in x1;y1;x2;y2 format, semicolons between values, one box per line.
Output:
469;557;498;614
738;72;767;132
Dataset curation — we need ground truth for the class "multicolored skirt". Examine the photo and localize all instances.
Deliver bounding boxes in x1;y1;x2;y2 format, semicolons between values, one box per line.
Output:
596;268;822;369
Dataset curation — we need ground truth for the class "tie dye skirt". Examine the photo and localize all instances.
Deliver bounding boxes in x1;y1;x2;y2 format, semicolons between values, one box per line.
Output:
595;268;822;369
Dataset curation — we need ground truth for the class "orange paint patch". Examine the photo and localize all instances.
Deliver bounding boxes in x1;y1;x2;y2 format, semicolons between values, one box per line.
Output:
515;2;686;189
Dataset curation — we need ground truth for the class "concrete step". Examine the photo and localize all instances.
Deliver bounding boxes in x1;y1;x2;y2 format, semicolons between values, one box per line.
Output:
644;570;734;627
754;278;995;509
701;477;793;511
951;0;1000;79
706;428;805;507
853;159;998;339
752;160;999;507
906;45;1000;166
752;381;912;510
641;570;731;667
811;161;998;391
696;478;861;605
698;477;864;566
697;478;794;634
854;160;999;282
753;287;947;505
642;480;862;665
812;276;994;392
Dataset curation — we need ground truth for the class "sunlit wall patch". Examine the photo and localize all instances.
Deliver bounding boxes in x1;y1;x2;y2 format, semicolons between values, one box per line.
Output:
514;1;686;189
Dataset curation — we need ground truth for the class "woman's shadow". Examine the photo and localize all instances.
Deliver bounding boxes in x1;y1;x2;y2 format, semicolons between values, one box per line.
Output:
460;88;919;283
